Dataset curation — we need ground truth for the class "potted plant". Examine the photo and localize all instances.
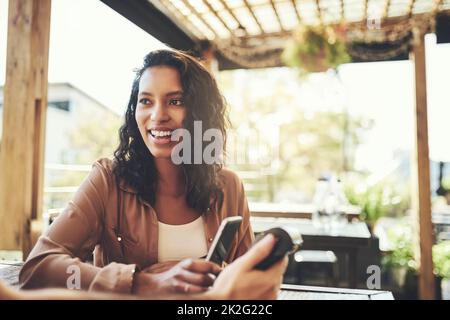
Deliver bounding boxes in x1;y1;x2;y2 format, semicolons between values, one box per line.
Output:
382;223;447;299
282;24;351;74
344;182;410;232
381;223;418;291
433;240;450;300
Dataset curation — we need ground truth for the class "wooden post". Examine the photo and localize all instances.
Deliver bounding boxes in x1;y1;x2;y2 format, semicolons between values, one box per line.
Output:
198;40;218;74
0;0;51;258
30;0;51;225
411;30;435;299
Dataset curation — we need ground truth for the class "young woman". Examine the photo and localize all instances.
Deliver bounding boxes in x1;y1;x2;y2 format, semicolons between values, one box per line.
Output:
19;49;254;296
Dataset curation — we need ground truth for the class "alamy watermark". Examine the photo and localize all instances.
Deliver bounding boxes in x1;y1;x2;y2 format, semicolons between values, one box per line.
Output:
171;121;223;165
66;265;81;290
366;265;381;290
169;120;279;167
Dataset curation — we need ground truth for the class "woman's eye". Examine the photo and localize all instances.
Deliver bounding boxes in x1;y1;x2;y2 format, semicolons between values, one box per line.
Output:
139;98;152;105
169;99;184;106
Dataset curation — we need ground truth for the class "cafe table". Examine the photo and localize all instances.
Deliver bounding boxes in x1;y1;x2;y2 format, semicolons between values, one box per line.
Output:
250;202;361;221
0;261;393;300
251;217;372;288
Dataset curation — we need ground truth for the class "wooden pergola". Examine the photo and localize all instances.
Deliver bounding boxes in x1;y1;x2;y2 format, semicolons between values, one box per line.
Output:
1;0;449;299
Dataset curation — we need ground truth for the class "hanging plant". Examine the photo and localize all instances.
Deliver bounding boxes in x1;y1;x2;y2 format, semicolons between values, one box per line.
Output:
282;24;351;73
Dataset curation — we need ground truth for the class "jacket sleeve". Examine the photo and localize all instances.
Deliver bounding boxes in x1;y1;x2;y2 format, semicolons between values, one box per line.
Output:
228;178;255;262
19;161;136;294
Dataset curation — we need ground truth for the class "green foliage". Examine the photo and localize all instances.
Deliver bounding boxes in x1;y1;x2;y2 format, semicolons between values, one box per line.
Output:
382;223;450;279
282;25;351;74
433;241;450;279
382;222;418;272
345;181;410;227
442;177;450;190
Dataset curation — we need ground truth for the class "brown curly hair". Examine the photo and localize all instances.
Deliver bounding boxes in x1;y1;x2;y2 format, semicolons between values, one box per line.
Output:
113;49;228;213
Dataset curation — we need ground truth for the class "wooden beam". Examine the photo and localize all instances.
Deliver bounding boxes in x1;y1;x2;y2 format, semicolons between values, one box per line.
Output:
101;0;196;50
383;0;391;20
201;0;233;36
269;0;284;32
363;0;369;21
242;0;265;34
218;0;247;35
434;0;443;13
407;0;416;17
0;0;51;257
31;0;51;224
160;0;207;40
180;0;218;38
290;0;302;25
411;30;435;300
315;0;324;25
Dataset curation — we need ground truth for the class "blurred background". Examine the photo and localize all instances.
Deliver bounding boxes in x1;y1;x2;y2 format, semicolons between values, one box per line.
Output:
1;0;449;299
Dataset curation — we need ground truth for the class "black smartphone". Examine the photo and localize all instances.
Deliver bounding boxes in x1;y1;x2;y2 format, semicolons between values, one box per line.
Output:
206;216;243;266
254;227;301;270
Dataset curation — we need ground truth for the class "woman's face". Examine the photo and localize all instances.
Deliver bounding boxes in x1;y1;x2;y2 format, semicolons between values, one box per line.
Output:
136;66;187;159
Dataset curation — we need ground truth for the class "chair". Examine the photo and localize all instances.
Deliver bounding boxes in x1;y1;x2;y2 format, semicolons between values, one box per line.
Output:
283;250;338;287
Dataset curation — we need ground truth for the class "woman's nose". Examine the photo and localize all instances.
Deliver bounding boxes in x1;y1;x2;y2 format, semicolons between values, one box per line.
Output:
150;101;169;122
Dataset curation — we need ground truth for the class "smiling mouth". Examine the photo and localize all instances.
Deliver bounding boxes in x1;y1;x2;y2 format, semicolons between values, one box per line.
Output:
148;129;174;139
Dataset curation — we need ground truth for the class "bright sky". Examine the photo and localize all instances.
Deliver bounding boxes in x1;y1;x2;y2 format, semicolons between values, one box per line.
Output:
0;0;167;113
1;0;449;172
339;34;450;166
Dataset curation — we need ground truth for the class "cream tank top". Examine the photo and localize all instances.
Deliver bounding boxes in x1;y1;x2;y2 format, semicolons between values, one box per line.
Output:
157;216;208;262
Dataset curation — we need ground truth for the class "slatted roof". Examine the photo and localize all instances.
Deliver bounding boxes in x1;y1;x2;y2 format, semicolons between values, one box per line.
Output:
102;0;450;69
152;0;449;40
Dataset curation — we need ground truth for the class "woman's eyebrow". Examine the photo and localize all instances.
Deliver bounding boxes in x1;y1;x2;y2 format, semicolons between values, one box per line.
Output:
166;90;183;97
138;90;183;97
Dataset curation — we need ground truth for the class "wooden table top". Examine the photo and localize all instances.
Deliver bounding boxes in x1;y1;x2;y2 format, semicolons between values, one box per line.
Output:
250;202;361;220
279;284;394;300
0;261;22;288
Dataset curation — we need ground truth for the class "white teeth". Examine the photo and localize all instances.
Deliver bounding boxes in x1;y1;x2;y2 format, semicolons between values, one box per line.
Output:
151;130;172;137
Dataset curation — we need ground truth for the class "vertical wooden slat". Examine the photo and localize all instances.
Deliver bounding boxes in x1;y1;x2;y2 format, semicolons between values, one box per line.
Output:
407;0;416;17
180;0;218;38
340;0;345;23
201;0;233;36
218;0;247;35
269;0;284;32
0;0;34;253
411;30;435;300
363;0;369;21
160;0;206;40
383;0;391;20
315;0;323;25
434;0;443;13
242;0;264;34
0;0;51;258
200;45;217;75
31;0;51;223
290;0;302;25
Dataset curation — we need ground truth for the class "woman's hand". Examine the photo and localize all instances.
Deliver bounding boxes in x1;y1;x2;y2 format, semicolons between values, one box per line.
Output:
207;234;288;300
141;261;180;274
132;258;222;296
